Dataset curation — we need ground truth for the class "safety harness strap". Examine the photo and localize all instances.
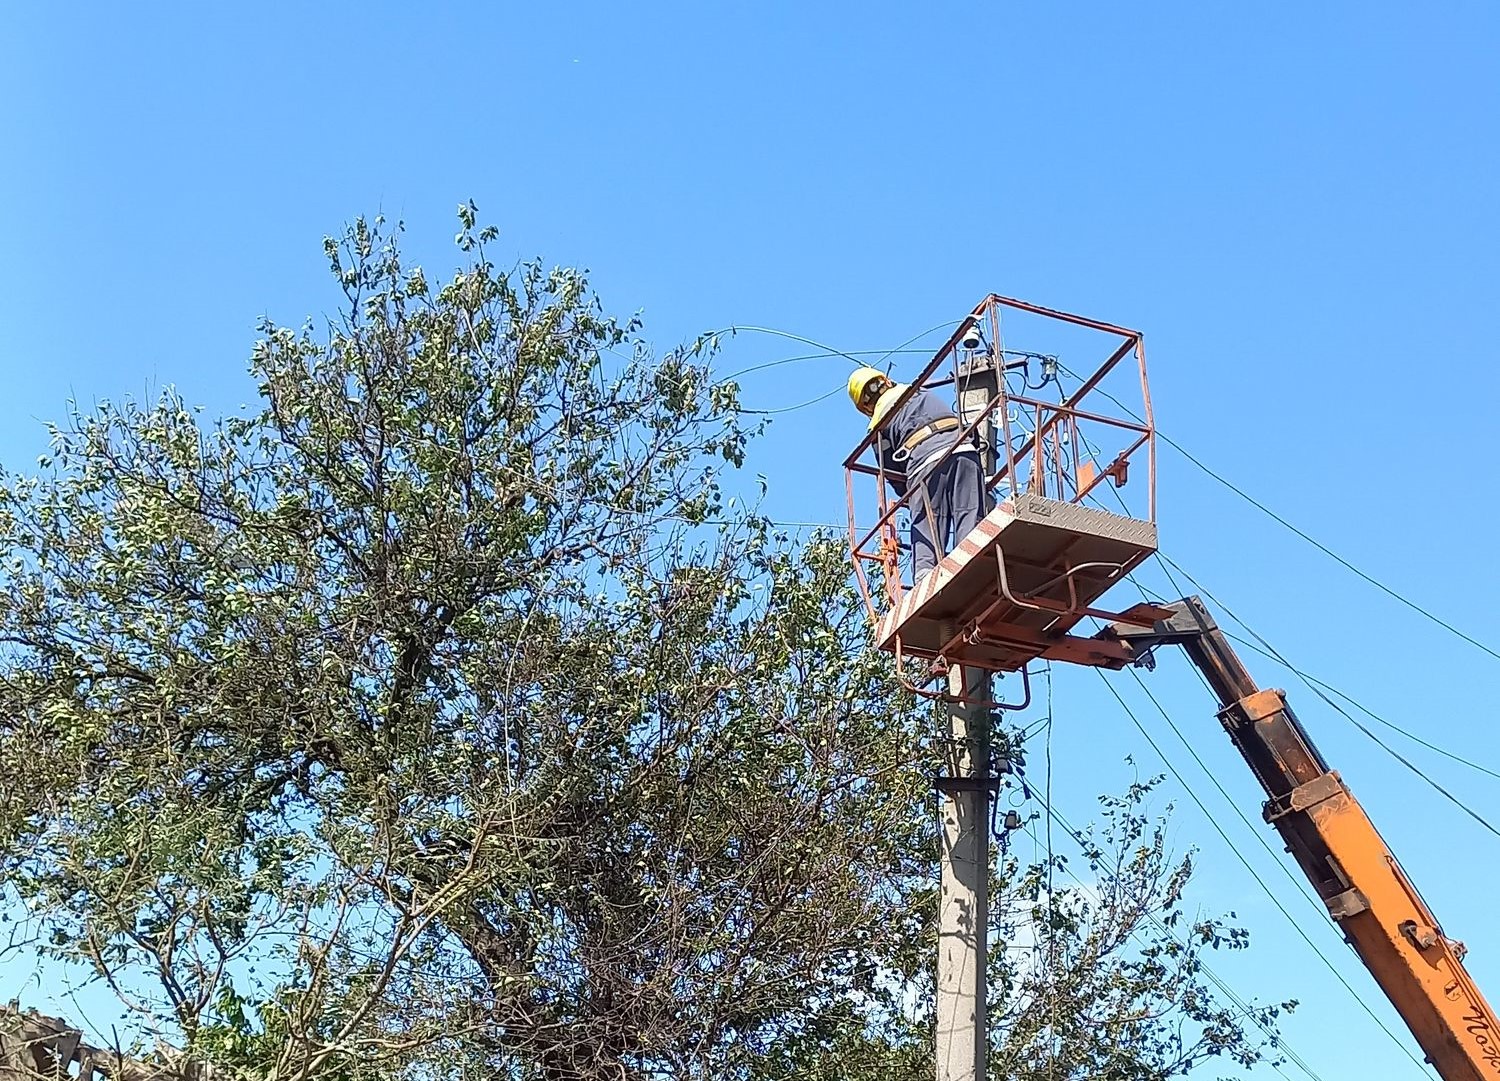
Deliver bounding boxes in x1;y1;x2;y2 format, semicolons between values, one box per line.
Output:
899;415;961;453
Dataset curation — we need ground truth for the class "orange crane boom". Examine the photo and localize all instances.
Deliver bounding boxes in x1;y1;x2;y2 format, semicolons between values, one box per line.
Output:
1109;597;1500;1079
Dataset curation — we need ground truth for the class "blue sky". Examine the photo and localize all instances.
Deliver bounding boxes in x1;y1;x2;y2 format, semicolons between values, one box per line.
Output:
4;2;1499;1076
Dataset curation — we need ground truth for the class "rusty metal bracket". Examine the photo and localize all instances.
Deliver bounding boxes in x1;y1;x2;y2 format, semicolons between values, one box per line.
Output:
1265;772;1343;821
935;775;1004;794
893;633;1034;710
1326;887;1371;921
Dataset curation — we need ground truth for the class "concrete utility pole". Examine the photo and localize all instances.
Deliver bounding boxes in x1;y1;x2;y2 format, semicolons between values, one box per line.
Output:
936;666;992;1081
934;352;1000;1081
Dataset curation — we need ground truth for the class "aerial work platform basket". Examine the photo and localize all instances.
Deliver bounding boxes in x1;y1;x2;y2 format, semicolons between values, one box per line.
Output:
845;295;1165;696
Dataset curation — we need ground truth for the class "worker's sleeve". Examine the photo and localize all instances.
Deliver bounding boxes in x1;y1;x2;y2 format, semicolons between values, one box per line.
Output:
875;434;908;496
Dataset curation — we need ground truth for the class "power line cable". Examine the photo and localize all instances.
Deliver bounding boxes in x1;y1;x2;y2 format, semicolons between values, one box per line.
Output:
868;319;965;375
1158;550;1494;798
1020;805;1320;1081
721;348;933;383
716;318;962;376
1145;555;1500;1000
713;324;874;367
1156;553;1500;842
1007;689;1319;1080
725;319;962;415
1157;431;1500;665
1217;628;1500;784
1065;409;1500;788
1059;370;1500;819
1054;361;1500;666
1094;670;1433;1074
737;385;846;416
1050;414;1498;971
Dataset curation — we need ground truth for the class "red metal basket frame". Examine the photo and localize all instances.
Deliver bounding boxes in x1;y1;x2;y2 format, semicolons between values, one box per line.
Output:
843;294;1156;623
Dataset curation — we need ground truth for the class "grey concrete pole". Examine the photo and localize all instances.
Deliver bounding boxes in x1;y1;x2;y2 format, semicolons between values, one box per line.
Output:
936;666;992;1081
934;352;1000;1081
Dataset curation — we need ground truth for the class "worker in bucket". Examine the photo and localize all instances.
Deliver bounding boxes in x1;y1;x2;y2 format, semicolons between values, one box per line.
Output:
848;366;991;583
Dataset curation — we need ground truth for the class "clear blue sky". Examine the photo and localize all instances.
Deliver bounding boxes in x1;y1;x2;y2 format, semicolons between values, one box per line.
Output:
4;3;1498;1077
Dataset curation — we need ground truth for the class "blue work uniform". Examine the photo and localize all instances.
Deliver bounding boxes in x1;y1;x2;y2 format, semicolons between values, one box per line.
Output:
872;388;992;583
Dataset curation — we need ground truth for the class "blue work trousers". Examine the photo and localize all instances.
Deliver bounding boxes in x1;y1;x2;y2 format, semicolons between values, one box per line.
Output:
909;449;991;583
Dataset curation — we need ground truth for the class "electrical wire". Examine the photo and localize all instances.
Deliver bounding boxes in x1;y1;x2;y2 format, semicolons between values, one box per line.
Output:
1017;804;1320;1081
1005;694;1318;1079
1065;410;1500;793
1119;557;1500;1070
1218;628;1500;784
1053;361;1500;667
1063;415;1499;1057
1159;431;1500;664
713;325;873;367
1060;373;1500;806
1156;553;1500;842
1094;670;1434;1074
725;319;963;415
737;385;846;416
715;319;962;376
721;348;933;383
867;319;966;376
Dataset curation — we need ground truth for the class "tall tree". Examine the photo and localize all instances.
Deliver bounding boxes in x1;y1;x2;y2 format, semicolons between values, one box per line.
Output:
0;208;1288;1080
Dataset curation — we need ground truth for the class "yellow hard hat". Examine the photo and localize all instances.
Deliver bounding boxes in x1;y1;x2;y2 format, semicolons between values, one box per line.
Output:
847;366;888;413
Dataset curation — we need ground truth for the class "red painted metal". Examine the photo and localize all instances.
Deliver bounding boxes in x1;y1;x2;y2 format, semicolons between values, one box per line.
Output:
846;295;1157;694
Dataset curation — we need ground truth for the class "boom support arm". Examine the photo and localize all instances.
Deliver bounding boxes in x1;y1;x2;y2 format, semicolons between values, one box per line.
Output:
1110;597;1500;1079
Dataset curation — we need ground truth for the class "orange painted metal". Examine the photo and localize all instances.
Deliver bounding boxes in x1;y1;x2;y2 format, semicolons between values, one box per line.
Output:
1239;691;1500;1079
1114;600;1500;1079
